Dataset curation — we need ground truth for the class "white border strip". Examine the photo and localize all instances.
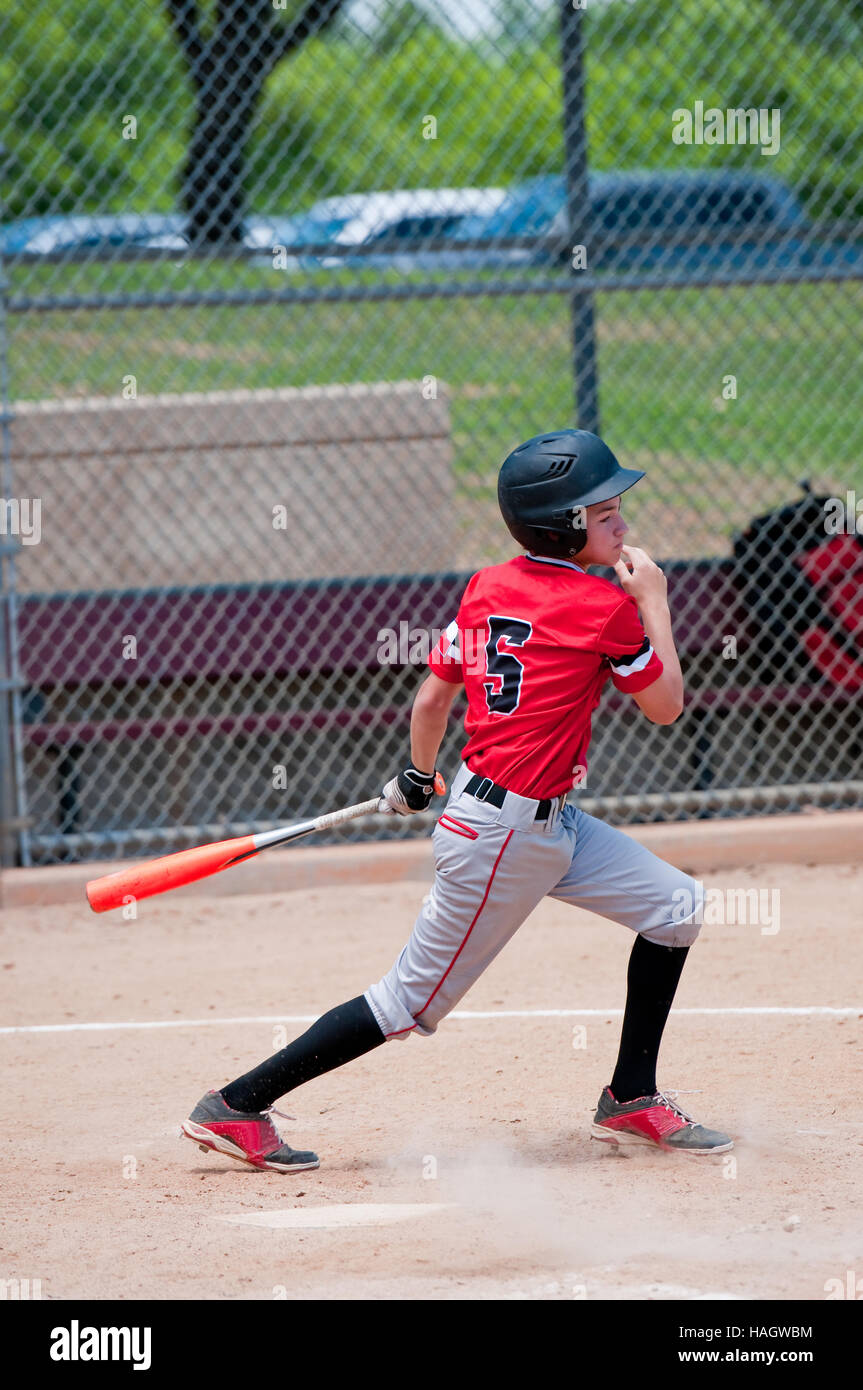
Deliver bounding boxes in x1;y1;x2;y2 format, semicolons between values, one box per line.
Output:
0;1005;858;1036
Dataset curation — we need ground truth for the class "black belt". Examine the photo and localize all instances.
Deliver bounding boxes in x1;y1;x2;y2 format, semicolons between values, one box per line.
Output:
464;774;564;820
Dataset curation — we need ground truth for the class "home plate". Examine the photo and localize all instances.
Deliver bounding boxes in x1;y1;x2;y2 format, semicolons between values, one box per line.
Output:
219;1203;452;1230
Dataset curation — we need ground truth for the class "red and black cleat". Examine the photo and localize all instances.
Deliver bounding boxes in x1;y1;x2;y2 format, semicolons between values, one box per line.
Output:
591;1086;733;1154
181;1090;320;1172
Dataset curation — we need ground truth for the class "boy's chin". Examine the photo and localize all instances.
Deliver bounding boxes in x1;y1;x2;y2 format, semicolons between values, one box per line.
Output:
581;550;614;568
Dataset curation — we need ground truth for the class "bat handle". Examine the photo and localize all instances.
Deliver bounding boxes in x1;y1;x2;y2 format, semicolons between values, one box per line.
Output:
313;797;383;832
318;774;446;830
253;776;449;852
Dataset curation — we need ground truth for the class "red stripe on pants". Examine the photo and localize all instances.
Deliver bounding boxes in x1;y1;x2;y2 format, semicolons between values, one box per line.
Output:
416;829;515;1019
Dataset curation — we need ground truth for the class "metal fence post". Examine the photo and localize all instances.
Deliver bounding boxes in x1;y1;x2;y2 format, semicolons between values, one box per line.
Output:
0;257;31;868
0;564;15;867
559;0;600;434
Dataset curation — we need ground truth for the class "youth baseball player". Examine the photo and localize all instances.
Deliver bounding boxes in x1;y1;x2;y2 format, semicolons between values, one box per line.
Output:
182;429;732;1171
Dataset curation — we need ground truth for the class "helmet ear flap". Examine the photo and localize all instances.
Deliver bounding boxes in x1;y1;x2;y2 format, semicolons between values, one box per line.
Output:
529;525;587;559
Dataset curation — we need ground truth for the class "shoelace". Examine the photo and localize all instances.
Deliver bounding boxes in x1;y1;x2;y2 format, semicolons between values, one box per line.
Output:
655;1089;697;1125
263;1105;297;1133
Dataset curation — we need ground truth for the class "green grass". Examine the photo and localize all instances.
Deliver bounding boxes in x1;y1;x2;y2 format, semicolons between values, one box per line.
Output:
9;268;861;428
8;262;863;552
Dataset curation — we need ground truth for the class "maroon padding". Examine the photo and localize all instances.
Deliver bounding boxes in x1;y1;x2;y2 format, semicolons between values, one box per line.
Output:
602;681;856;716
23;705;408;748
17;574;472;688
17;560;741;690
662;559;750;653
19;556;834;754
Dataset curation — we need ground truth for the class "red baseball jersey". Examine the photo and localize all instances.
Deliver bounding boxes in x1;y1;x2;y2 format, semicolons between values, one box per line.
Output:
427;552;663;798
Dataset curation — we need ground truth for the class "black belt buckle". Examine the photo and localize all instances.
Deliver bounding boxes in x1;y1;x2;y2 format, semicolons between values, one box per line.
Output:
473;776;494;803
536;792;566;821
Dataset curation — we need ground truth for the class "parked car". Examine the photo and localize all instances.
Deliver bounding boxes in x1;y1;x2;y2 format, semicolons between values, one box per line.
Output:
0;212;187;258
0;211;313;260
481;171;863;276
286;187;508;269
0;191;507;269
5;174;859;279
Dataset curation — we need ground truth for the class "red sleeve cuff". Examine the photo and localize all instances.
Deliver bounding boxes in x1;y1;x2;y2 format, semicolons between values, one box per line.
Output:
427;653;465;684
611;652;664;693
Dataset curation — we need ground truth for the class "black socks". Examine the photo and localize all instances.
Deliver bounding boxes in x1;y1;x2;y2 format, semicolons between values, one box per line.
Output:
608;934;690;1103
217;939;689;1115
220;994;386;1114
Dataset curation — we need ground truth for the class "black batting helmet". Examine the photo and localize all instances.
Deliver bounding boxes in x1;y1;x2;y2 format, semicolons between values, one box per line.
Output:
498;429;644;558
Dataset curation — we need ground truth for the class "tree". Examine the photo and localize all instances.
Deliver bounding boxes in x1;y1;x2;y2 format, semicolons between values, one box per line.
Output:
166;0;346;245
370;1;429;56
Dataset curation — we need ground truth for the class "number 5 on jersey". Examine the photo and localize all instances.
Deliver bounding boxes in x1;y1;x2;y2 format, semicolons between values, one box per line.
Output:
483;615;532;714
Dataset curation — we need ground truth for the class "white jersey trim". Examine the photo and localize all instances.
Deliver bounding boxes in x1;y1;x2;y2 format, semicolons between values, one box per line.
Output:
609;638;655;678
441;617;462;661
524;552;584;573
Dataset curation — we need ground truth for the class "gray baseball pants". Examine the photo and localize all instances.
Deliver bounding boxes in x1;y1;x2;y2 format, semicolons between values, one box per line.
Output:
365;762;704;1040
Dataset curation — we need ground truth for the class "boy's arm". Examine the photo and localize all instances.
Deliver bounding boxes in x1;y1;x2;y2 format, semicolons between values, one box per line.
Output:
410;672;464;773
634;599;684;724
380;672;464;815
613;545;684;725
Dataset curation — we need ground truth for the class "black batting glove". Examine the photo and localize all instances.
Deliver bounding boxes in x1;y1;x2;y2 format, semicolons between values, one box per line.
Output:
379;761;436;816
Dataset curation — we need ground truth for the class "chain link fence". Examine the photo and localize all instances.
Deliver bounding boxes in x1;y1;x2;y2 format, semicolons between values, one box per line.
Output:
1;0;862;865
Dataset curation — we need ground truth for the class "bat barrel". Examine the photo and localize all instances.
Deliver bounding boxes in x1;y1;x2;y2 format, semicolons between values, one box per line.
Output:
84;790;423;914
85;835;259;913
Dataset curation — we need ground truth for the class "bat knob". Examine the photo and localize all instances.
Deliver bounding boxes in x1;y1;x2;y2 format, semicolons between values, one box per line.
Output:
434;771;447;795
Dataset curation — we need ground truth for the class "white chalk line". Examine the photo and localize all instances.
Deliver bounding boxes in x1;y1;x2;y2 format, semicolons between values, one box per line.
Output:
0;1005;859;1036
219;1203;453;1230
501;1278;742;1301
600;1281;742;1302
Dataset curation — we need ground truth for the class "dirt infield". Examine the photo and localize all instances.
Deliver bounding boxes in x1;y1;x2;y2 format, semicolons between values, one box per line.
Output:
3;851;862;1302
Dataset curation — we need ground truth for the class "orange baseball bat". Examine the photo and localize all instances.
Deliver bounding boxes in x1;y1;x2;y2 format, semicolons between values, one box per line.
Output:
86;771;446;913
